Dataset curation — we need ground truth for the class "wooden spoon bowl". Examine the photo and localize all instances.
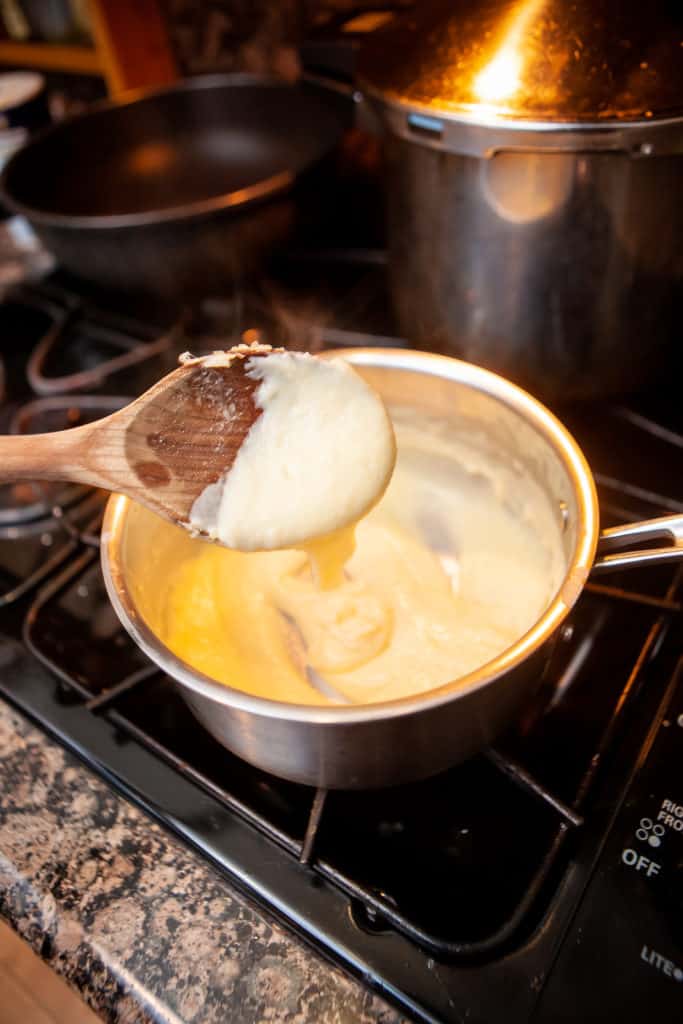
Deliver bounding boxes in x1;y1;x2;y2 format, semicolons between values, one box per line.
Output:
0;343;272;531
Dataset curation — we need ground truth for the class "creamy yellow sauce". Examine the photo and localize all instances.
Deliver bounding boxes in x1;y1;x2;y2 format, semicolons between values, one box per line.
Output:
149;415;566;707
188;349;396;551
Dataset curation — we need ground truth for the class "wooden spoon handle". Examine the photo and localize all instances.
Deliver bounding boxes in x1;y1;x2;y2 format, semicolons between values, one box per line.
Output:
0;425;100;485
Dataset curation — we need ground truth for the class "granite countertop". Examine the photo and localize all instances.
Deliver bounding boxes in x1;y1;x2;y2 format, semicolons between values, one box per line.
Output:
0;699;405;1024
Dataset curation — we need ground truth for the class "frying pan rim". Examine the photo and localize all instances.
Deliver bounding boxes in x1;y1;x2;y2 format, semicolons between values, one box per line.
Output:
101;348;600;726
0;72;344;229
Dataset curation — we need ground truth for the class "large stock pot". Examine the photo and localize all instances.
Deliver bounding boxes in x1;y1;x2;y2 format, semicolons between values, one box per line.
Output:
349;0;683;400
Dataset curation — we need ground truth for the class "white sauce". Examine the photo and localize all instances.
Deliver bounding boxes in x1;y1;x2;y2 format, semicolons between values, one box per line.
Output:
188;351;396;551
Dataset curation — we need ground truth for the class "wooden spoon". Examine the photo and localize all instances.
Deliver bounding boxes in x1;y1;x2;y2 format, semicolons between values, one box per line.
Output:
0;344;271;533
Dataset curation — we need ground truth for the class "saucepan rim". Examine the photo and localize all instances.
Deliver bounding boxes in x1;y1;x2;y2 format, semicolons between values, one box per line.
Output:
100;348;599;725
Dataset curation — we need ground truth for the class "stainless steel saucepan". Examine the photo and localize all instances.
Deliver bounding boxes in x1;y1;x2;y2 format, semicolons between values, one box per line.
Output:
101;349;683;789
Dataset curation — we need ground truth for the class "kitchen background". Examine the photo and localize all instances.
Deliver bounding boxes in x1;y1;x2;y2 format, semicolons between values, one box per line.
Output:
0;3;680;1024
0;1;413;91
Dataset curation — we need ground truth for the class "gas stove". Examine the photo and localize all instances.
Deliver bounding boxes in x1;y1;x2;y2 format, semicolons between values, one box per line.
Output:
0;219;680;1024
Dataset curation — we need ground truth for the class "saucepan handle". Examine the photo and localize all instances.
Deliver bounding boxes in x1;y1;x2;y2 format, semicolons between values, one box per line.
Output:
592;514;683;574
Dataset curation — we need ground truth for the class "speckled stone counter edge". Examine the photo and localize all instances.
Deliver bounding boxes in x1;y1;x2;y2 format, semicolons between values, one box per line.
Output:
0;699;405;1024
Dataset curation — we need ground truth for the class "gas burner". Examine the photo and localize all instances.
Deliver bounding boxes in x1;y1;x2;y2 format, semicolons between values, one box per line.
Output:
0;477;68;526
0;489;102;607
9;282;182;396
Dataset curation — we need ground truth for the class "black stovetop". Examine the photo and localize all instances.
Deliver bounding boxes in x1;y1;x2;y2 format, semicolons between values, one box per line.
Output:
0;222;681;1024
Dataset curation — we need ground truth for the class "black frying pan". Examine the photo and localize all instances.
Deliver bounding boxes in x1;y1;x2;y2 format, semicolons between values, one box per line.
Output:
0;74;349;303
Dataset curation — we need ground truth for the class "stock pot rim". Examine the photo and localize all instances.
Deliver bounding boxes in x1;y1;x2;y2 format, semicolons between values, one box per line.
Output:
358;84;683;159
100;348;599;725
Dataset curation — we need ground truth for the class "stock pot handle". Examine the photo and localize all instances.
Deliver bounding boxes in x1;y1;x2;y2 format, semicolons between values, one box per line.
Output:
592;514;683;574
